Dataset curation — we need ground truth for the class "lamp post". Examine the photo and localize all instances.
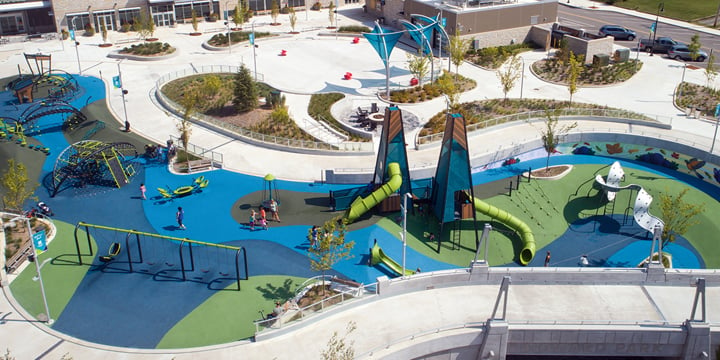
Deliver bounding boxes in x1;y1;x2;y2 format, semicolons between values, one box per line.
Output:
225;1;232;54
711;103;720;154
650;2;664;56
71;17;81;74
400;193;412;277
519;56;525;100
251;21;258;82
117;60;130;132
9;214;53;325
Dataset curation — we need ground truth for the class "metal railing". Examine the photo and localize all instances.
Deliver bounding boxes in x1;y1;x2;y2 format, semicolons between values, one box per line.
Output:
416;108;671;146
168;135;224;166
155;66;373;153
253;280;378;335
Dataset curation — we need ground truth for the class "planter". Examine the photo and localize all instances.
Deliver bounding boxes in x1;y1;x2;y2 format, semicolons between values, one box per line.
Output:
270;23;281;26
190;32;202;36
326;26;337;29
523;165;573;180
99;43;113;48
146;37;159;42
289;31;300;34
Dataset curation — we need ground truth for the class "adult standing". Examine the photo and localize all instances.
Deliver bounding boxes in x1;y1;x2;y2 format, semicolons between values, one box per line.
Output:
544;251;551;267
176;206;186;229
270;199;280;222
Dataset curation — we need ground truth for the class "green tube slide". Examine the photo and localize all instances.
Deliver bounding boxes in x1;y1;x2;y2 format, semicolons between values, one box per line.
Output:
344;162;402;224
472;196;536;265
370;241;415;277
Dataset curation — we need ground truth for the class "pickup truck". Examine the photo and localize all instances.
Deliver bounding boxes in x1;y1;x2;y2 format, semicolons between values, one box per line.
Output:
639;37;681;54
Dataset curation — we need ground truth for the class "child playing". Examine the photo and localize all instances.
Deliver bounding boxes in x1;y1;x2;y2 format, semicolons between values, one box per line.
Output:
249;210;256;230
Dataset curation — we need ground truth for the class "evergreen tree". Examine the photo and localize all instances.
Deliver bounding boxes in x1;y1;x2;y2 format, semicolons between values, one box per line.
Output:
233;64;258;113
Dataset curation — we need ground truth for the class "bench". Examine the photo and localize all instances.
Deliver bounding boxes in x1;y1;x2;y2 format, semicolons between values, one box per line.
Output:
187;159;214;173
330;276;364;296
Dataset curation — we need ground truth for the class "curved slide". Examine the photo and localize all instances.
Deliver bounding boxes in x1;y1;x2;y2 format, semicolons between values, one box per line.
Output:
471;196;537;266
370;241;416;277
595;161;664;233
344;162;402;223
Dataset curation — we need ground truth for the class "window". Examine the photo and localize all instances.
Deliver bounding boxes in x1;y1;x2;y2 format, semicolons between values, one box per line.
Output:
66;13;91;31
118;8;141;25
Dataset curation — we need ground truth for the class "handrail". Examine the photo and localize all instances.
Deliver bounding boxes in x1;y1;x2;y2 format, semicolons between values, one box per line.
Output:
253;281;378;335
415;108;673;147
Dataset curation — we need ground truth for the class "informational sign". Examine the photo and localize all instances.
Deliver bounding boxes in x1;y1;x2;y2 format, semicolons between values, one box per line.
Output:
441;17;446;27
715;103;720;118
112;75;122;89
249;33;255;45
69;29;75;41
32;230;47;252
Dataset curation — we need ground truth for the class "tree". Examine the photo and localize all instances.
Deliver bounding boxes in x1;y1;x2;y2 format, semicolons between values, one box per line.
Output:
658;188;704;247
178;89;198;169
271;0;280;25
191;9;200;33
1;159;38;211
100;18;108;44
567;52;583;104
437;71;460;110
328;1;336;28
320;321;356;360
135;10;154;40
705;51;717;88
688;33;702;61
538;109;577;171
288;7;297;32
497;54;521;102
307;217;354;295
233;64;258;113
407;49;430;86
232;5;242;28
446;28;471;79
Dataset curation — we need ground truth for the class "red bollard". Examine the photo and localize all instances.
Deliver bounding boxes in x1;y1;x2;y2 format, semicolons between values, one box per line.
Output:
352;37;359;44
280;49;287;56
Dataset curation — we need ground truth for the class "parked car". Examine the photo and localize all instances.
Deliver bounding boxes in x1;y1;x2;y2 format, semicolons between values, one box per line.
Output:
598;25;636;41
667;45;708;62
639;37;681;54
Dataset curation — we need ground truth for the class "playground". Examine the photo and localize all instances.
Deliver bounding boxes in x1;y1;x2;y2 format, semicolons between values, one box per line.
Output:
2;39;720;350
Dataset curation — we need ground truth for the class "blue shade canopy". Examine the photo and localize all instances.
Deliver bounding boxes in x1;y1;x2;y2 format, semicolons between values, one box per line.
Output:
363;23;404;66
400;21;434;56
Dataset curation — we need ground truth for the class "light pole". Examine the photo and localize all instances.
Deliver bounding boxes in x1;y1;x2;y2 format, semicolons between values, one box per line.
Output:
71;17;81;74
8;214;53;325
225;1;232;54
519;56;525;100
251;21;258;81
650;2;664;56
711;103;720;153
400;193;412;277
117;60;130;132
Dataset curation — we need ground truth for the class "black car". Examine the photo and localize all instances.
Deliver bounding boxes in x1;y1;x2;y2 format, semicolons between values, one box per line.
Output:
598;25;636;41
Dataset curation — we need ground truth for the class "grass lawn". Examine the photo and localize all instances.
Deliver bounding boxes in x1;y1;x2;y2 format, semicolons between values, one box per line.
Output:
604;0;717;22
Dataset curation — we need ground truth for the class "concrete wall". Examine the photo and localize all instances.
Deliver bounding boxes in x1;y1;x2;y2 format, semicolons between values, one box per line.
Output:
565;34;614;65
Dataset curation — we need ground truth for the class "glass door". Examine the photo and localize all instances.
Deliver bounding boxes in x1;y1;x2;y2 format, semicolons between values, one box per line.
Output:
94;13;115;31
153;12;174;27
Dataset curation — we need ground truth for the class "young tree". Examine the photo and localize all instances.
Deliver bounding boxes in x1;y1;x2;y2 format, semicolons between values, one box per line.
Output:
658;188;704;247
100;18;108;44
497;54;521;102
271;0;280;25
136;10;154;39
320;321;357;360
446;28;471;79
1;159;38;211
178;89;198;169
232;5;242;28
705;51;717;88
233;64;258;113
307;217;354;295
688;33;702;61
437;71;460;109
328;1;336;28
191;9;200;33
407;49;430;86
288;7;297;33
538;109;577;171
567;52;583;104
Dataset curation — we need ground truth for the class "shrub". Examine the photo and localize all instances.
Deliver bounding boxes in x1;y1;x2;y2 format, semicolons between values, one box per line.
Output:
120;23;131;32
312;1;322;10
338;25;371;33
84;24;95;36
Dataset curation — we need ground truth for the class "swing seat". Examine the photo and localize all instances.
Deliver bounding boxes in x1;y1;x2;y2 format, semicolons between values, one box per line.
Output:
100;242;121;262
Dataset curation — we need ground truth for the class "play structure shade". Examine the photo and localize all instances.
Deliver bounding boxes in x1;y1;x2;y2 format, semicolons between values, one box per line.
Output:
400;21;434;56
373;106;411;196
432;113;474;224
595;161;665;233
363;24;403;67
344;162;402;223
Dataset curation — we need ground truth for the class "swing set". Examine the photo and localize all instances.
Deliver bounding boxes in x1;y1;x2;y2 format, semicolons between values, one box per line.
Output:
73;222;248;290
